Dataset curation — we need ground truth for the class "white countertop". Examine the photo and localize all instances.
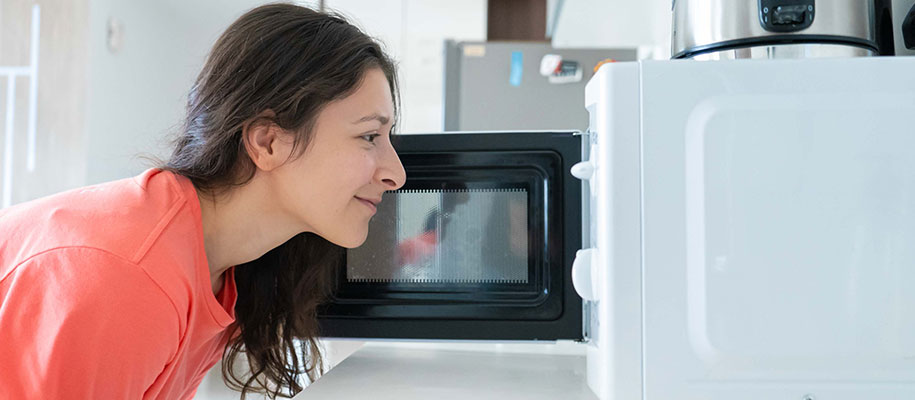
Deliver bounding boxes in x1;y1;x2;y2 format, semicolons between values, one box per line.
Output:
297;342;598;400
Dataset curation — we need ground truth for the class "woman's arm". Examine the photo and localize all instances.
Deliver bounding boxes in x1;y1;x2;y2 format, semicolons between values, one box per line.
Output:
0;247;180;399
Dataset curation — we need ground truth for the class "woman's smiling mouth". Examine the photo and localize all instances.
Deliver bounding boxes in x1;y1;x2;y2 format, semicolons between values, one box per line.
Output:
355;196;379;213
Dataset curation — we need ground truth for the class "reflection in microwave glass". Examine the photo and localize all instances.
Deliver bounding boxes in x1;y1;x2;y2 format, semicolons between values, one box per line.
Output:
347;189;529;284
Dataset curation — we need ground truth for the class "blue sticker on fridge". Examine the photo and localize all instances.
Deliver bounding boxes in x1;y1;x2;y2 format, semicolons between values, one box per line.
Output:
509;51;523;87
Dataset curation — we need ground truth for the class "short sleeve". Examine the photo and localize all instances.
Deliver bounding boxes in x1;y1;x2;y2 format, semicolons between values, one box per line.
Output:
0;247;181;399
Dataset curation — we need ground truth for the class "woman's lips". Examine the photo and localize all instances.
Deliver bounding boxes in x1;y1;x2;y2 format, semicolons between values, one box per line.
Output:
355;196;377;213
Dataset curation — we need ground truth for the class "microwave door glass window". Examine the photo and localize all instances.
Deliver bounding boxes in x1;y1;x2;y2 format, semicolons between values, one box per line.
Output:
348;189;529;284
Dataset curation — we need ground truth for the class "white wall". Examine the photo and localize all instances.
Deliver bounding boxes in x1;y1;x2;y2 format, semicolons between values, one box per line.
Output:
551;0;671;59
85;0;196;184
0;0;88;206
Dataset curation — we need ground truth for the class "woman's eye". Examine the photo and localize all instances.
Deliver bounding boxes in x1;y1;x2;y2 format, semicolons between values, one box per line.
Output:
361;133;380;144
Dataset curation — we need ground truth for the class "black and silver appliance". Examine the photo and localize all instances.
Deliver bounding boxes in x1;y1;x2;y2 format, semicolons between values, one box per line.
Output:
672;0;897;59
902;0;915;51
317;131;584;341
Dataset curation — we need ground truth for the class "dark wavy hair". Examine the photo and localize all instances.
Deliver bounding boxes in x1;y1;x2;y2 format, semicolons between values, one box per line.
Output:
161;3;398;398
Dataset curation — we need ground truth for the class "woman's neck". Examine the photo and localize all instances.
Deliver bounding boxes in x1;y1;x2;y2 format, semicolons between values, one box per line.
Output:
196;174;309;294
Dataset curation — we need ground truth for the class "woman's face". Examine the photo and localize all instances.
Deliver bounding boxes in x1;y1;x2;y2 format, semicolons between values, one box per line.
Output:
272;67;405;248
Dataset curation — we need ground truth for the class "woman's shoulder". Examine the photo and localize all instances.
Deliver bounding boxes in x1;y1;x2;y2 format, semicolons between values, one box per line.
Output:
9;246;178;306
0;168;199;283
0;246;183;372
2;246;183;337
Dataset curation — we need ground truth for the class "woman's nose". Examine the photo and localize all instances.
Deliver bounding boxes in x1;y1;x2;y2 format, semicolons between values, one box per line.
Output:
377;143;405;190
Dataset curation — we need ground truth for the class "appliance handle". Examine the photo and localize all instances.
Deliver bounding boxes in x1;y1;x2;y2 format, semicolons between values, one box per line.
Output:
572;248;600;302
904;3;915;50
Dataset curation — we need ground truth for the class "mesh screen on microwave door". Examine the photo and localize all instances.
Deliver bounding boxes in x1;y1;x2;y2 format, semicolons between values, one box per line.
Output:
347;188;529;284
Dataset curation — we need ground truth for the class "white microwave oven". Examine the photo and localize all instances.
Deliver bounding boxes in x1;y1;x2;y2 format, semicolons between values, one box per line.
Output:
318;56;915;399
579;56;915;400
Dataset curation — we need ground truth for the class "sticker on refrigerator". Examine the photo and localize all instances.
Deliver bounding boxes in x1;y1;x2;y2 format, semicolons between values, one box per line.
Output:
539;54;583;84
463;44;486;57
509;51;523;87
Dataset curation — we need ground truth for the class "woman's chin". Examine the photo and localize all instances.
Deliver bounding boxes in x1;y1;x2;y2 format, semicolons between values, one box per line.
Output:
323;229;369;249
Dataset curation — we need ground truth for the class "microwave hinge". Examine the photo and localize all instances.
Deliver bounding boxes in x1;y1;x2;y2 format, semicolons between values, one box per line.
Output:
580;300;592;342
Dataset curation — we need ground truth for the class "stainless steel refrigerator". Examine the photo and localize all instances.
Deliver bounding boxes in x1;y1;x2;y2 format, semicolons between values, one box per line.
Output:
443;40;636;132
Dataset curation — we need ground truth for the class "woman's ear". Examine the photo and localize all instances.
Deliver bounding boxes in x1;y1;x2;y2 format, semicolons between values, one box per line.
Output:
243;110;293;172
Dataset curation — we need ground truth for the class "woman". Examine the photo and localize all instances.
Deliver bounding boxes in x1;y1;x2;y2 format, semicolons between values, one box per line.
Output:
0;3;404;399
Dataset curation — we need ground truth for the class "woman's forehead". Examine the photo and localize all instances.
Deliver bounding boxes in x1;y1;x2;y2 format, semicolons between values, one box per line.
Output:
321;70;394;124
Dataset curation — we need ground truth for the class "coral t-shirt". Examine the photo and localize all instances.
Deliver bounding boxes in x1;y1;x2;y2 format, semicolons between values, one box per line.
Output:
0;169;238;399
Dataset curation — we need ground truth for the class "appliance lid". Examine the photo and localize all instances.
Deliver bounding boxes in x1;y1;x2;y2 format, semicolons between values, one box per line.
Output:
671;0;891;59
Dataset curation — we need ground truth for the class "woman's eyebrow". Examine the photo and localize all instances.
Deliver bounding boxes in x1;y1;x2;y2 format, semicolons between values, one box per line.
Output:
352;113;390;125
